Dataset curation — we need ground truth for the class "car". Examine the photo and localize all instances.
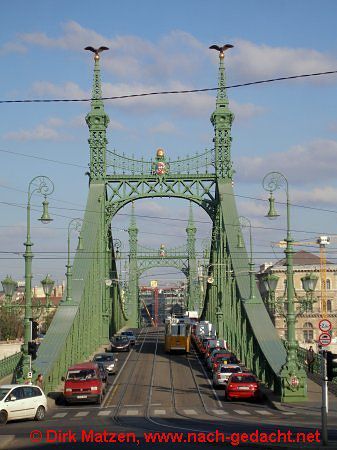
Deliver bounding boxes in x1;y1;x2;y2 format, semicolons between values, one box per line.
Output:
206;349;230;370
63;362;106;405
110;336;130;352
121;330;136;345
225;372;261;401
213;364;242;388
0;384;47;424
92;353;118;375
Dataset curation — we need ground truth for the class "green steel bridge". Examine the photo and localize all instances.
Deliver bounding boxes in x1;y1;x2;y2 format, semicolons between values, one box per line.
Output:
8;48;307;402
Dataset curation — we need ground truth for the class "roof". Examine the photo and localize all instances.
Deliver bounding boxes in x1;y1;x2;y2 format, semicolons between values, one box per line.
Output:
67;362;98;370
273;250;332;267
0;384;40;388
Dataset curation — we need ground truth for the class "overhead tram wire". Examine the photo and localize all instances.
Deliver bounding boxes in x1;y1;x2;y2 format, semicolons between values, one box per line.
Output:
0;198;334;238
0;70;337;105
2;148;337;218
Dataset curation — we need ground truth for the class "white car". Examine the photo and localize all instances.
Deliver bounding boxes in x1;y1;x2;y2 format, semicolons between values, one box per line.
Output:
213;364;242;388
0;384;47;424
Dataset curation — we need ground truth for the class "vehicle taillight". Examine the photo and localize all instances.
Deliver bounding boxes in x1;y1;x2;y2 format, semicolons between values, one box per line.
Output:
65;388;72;392
228;384;234;389
217;374;221;379
249;384;257;390
91;386;98;391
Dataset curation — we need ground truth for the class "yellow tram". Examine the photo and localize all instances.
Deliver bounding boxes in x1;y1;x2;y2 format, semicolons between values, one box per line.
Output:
164;316;191;353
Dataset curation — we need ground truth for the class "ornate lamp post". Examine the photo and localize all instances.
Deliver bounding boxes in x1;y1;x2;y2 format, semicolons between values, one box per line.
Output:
261;273;279;313
21;176;54;381
263;171;307;402
66;218;83;302
237;216;256;301
1;275;17;307
41;274;55;308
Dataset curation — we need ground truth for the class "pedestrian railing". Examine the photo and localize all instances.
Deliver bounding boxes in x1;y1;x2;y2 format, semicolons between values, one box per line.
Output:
297;345;337;396
0;352;22;380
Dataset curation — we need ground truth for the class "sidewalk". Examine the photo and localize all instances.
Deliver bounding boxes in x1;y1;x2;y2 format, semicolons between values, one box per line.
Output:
263;375;337;415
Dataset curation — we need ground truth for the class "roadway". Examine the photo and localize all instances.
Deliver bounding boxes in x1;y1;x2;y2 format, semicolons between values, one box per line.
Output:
1;327;336;449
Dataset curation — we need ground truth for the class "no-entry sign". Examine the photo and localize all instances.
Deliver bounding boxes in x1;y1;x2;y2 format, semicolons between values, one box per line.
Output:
319;319;332;332
319;332;332;346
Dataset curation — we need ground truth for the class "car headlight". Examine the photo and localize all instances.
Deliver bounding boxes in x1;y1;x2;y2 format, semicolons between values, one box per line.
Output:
107;364;115;370
65;388;72;392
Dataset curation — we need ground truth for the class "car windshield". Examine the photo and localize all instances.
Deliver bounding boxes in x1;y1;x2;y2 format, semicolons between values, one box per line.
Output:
0;388;10;401
220;366;241;374
231;375;256;383
122;332;134;336
113;336;128;343
67;369;97;381
94;354;115;362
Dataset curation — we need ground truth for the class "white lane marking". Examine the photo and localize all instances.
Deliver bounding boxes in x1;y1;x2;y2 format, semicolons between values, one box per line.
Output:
183;409;197;415
255;410;272;415
154;409;166;415
195;352;222;408
212;409;228;415
101;333;141;408
75;411;89;417
125;409;139;416
98;410;111;416
151;403;162;406
0;435;15;450
234;409;250;415
124;404;143;407
281;412;296;415
52;412;68;418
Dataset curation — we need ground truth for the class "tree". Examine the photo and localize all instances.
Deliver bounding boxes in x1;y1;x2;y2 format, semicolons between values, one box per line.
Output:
0;308;23;340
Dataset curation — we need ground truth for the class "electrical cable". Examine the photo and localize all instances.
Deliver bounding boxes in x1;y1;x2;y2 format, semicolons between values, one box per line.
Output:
1;70;336;104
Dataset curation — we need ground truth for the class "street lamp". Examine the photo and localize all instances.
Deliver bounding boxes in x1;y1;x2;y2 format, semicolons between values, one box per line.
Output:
263;171;307;402
261;272;279;312
41;274;55;308
66;218;83;302
21;176;54;381
1;275;17;307
238;216;256;301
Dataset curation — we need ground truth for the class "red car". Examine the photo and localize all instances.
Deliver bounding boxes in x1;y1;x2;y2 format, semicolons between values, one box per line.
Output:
225;372;261;401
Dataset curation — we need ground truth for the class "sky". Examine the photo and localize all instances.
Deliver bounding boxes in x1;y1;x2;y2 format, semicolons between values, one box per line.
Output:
1;0;337;289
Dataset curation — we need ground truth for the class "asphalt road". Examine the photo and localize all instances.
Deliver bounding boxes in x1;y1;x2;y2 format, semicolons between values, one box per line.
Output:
1;327;336;449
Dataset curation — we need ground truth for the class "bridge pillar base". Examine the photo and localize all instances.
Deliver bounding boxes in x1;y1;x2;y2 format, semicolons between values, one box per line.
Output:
280;365;307;402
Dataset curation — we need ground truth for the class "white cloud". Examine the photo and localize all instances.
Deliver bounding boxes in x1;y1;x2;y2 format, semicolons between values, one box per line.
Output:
4;124;66;142
236;139;337;184
293;186;337;206
228;39;337;82
0;41;27;55
31;81;88;99
149;121;177;134
229;100;266;120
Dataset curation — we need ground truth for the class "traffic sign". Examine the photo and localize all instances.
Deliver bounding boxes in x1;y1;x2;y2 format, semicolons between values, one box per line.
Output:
319;332;332;346
319;319;332;333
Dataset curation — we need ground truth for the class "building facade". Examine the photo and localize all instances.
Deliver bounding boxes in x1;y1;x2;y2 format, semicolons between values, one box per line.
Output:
258;251;337;351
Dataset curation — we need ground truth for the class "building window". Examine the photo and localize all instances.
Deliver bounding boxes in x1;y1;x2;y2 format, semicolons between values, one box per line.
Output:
327;299;332;312
303;322;314;343
326;279;331;290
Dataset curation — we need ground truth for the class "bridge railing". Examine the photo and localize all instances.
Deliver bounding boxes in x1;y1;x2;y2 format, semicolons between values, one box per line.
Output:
297;345;337;386
0;352;22;380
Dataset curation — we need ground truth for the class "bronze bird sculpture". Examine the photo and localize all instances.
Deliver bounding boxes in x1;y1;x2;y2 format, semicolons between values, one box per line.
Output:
209;44;233;58
84;46;109;60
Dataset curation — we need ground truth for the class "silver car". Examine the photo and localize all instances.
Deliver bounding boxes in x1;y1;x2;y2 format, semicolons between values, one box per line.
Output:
213;364;242;388
121;330;136;345
92;353;118;374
